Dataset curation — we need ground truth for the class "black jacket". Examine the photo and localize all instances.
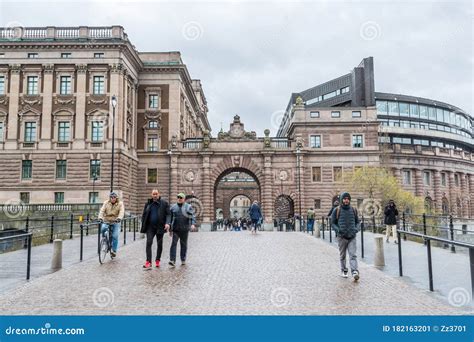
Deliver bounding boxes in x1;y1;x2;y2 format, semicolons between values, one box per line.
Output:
140;198;171;233
384;205;398;225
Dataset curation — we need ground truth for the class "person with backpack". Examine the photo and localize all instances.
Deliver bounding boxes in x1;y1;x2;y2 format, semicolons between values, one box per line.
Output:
327;199;339;217
331;192;360;281
384;199;399;243
249;200;262;234
307;208;315;233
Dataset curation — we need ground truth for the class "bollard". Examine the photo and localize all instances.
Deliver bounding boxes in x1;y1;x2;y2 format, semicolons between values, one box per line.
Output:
374;236;385;267
426;238;434;291
361;217;365;259
51;239;63;270
314;223;320;238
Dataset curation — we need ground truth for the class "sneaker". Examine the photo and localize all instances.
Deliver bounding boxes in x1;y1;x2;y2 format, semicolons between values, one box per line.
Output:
181;260;186;266
352;271;360;281
386;238;389;243
143;261;152;270
111;250;117;258
394;240;398;244
155;260;160;268
340;270;348;278
168;261;175;268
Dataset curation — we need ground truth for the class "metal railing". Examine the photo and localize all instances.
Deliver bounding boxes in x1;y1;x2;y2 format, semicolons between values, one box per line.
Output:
0;232;33;280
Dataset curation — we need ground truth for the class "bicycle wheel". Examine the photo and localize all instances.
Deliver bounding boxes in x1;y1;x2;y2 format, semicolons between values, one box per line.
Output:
99;236;109;264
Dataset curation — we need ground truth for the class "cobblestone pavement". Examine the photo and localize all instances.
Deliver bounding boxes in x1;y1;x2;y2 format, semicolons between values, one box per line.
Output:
0;232;469;315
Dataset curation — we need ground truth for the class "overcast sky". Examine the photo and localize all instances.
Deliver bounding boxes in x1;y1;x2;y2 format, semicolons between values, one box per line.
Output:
1;0;472;135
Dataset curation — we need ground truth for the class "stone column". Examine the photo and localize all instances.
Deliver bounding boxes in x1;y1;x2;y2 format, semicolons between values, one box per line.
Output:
201;153;212;223
414;169;423;197
170;153;179;202
262;153;273;225
5;64;21;149
74;64;87;149
469;174;474;218
392;168;401;184
433;170;441;213
448;171;456;214
460;173;468;217
39;64;54;149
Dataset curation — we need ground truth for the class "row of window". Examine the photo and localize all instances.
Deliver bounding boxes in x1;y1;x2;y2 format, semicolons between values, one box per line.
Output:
376;100;472;132
23;52;105;59
309;110;362;119
306;86;350;105
14;121;102;143
401;170;465;187
309;134;364;149
18;191;99;204
378;136;466;150
379;119;472;139
14;75;106;96
21;159;101;180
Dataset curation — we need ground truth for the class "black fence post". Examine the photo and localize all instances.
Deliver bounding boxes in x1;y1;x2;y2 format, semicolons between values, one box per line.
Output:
423;213;427;246
26;234;32;280
397;229;403;277
402;212;407;241
69;214;74;239
133;216;136;241
372;215;376;233
86;213;90;236
23;216;30;249
80;224;84;262
449;215;456;253
123;220;127;245
50;215;55;243
361;216;365;259
329;217;332;243
426;238;434;291
97;222;101;255
321;217;325;240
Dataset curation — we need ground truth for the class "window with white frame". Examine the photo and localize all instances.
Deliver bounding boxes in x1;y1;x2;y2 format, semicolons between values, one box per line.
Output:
423;171;431;186
148;120;158;129
27;76;38;95
24;122;36;142
0;75;5;94
149;94;159;109
331;111;340;118
309;111;320;118
309;135;321;148
352;134;363;148
60;76;72;95
352;111;361;118
58;121;70;142
93;76;105;95
402;170;411;185
147;135;158;152
91;121;103;142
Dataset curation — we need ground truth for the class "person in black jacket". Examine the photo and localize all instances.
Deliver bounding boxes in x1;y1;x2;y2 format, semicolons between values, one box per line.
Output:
141;189;171;269
384;199;399;243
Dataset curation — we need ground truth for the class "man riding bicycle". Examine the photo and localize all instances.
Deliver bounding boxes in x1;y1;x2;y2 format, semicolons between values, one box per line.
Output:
98;192;125;257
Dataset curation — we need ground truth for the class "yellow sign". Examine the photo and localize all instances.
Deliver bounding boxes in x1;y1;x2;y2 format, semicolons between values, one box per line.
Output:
78;215;83;222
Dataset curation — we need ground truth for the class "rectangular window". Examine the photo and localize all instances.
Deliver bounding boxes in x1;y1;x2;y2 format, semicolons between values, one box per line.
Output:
314;199;321;210
454;174;459;187
91;121;103;142
428;106;436;120
61;53;71;58
423;171;431;186
89;192;99;204
93;76;105;95
399;102;409;116
20;192;30;204
419;105;428;119
441;172;446;186
333;166;342;182
90;159;101;179
310;135;321;148
56;160;67;179
352;134;363;148
436;108;444;122
331;111;340;118
148;120;158;129
149;94;159;109
402;170;411;185
22;160;32;180
443;110;450;124
27;76;38;95
388;101;399;116
27;53;38;58
352;111;361;118
94;53;104;58
147;136;158;152
24;122;36;142
0;75;4;94
58;121;70;142
376;100;388;115
0;121;4;141
60;76;71;95
147;168;157;183
312;166;321;182
309;111;320;118
409;104;419;118
54;192;64;204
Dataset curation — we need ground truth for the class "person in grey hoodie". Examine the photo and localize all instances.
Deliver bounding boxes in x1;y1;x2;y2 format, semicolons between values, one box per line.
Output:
331;192;360;281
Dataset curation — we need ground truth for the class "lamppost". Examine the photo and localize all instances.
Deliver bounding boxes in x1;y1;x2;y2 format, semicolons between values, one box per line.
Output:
296;147;302;231
167;149;172;201
110;95;117;193
92;172;98;203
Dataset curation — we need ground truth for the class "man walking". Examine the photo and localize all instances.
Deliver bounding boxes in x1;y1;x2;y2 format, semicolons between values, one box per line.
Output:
331;192;360;281
249;200;262;234
307;207;315;233
384;199;399;243
168;193;196;267
98;192;125;258
140;189;171;270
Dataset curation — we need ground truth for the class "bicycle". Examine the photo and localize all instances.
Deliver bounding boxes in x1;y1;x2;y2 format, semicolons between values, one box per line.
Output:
99;221;118;264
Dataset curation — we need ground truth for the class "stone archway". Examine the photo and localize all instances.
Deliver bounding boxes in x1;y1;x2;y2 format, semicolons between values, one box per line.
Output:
274;195;295;219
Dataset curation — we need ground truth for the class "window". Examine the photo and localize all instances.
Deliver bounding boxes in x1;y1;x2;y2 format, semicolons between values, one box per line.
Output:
388;101;399;116
28;53;38;58
310;135;321;148
24;122;36;142
352;134;363;148
352;111;361;118
0;76;4;94
0;53;4;58
148;121;158;129
436;108;444;122
22;160;32;180
0;121;4;141
409;104;419;118
312;167;321;182
419;105;428;119
376;100;388;115
60;76;71;95
147;168;157;183
55;160;67;179
93;76;105;95
314;199;321;210
89;192;99;204
91;121;103;142
333;166;342;182
148;94;159;109
441;172;446;186
90;159;101;179
309;111;320;118
147;136;158;152
413;139;429;146
331;111;340;118
27;76;38;95
454;174;459;187
94;53;104;58
402;170;411;185
54;192;64;204
423;171;431;186
61;53;71;58
399;102;409;116
58;121;70;142
20;192;30;204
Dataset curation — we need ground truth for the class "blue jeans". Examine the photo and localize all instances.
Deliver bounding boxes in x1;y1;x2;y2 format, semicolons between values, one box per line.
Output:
307;219;314;232
101;223;120;252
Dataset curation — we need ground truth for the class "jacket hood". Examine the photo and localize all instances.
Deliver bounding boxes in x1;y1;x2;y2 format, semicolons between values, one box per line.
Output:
339;192;351;202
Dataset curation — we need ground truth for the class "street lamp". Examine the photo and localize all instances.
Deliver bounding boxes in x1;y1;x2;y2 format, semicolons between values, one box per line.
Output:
110;95;117;193
167;149;172;201
296;147;302;231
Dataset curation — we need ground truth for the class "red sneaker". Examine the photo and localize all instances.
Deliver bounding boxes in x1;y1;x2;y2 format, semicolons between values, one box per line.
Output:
143;261;152;270
155;260;160;268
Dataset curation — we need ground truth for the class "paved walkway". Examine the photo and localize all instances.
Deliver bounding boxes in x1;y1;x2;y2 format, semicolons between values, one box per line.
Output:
0;231;470;315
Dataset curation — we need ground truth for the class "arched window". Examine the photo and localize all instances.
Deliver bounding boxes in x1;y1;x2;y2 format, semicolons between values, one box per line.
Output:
424;196;433;214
